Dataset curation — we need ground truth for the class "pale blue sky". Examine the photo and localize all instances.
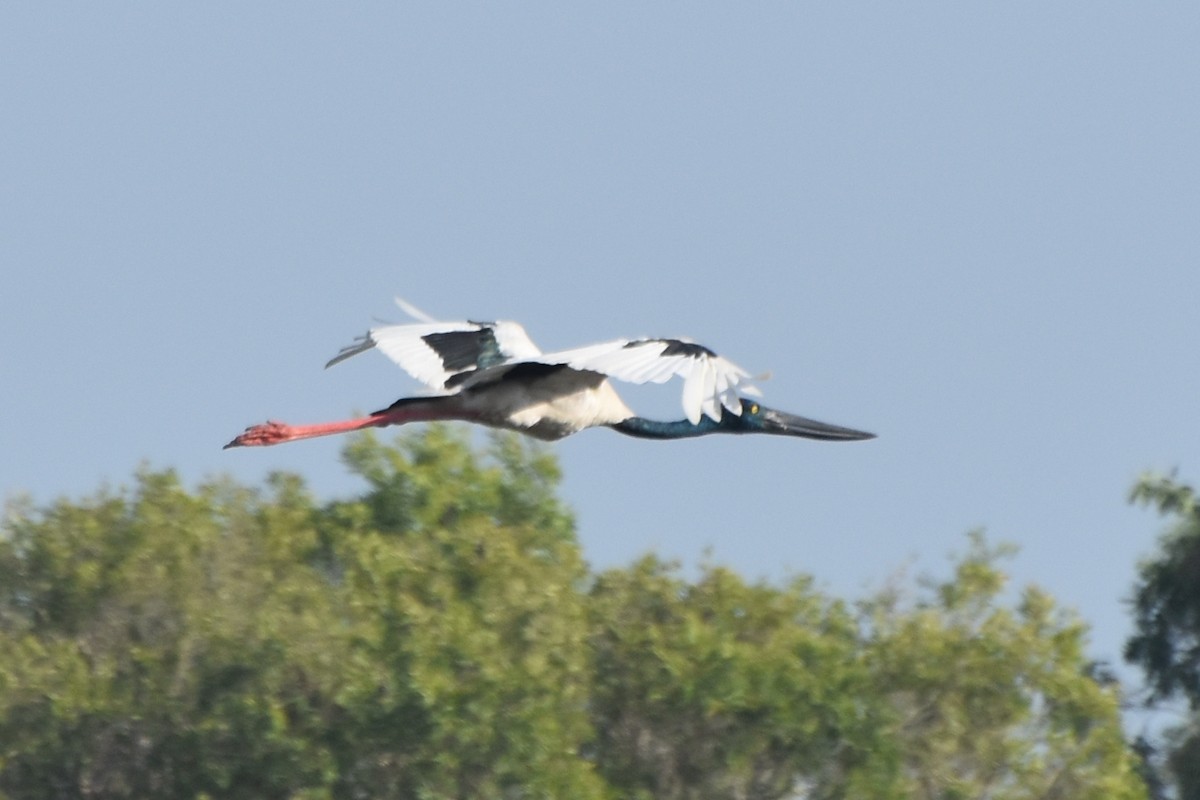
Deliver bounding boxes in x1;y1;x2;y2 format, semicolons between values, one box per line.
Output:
3;5;1197;695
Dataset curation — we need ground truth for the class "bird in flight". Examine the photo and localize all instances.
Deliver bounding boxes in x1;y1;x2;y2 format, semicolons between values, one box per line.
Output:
225;300;875;449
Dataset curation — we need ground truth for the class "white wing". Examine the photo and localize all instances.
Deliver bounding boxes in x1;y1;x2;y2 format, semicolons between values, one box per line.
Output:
326;319;542;391
538;338;762;424
326;301;760;423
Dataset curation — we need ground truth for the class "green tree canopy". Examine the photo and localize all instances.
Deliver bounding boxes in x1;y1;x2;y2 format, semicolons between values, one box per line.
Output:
855;533;1143;799
0;426;603;799
1126;473;1200;706
0;428;1149;799
587;556;877;800
1125;472;1200;799
588;534;1145;800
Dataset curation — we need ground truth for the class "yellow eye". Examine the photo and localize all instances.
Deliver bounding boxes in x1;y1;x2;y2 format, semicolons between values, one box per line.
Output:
749;403;759;414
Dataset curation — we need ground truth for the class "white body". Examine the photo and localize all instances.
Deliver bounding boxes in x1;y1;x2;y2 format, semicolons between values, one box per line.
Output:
456;368;636;440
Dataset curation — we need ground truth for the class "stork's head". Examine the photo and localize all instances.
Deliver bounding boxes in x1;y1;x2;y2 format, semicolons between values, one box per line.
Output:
715;398;875;441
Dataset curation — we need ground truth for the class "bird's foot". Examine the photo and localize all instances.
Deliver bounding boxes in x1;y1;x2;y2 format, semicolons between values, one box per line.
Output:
224;420;293;449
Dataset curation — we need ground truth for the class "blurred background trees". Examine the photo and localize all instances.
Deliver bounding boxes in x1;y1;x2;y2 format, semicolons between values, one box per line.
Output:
1126;473;1200;800
0;427;1150;798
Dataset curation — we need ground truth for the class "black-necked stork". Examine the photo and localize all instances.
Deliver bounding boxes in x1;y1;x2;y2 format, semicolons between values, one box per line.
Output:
225;302;875;449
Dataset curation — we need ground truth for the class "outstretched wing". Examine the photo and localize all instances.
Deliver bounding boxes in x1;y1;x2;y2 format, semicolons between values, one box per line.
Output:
326;320;542;391
327;299;760;423
520;337;762;424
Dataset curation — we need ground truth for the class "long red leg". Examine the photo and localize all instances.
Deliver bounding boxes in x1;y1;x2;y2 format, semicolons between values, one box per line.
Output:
224;401;457;449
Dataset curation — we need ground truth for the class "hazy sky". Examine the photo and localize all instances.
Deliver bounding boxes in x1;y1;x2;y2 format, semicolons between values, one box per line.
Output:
3;5;1197;696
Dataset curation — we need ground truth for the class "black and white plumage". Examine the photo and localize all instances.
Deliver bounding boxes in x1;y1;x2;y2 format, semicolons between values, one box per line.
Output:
225;302;875;448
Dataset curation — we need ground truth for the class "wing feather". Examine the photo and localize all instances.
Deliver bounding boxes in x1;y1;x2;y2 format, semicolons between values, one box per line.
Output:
326;305;759;423
326;320;541;391
537;337;761;423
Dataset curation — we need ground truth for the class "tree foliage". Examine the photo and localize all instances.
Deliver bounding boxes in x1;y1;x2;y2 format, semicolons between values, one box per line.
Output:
0;426;602;800
1126;473;1200;706
0;427;1147;799
586;534;1145;800
855;533;1144;800
1126;472;1200;799
587;557;877;800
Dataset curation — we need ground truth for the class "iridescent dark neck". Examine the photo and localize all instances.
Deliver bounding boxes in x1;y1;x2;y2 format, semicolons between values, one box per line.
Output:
610;416;727;440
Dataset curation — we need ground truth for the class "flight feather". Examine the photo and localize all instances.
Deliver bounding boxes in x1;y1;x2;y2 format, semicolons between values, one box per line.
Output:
327;312;760;424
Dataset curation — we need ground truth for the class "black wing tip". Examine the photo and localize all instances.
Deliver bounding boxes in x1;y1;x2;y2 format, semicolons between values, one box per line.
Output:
625;338;718;359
